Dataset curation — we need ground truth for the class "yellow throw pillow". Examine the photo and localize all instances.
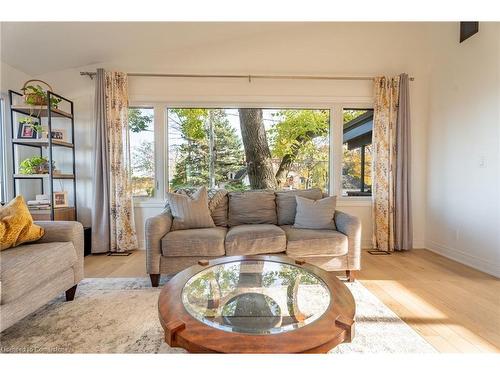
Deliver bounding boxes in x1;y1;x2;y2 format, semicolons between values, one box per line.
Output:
0;196;45;250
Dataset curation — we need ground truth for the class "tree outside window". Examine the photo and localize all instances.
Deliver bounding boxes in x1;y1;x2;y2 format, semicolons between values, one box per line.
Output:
168;108;330;192
128;107;155;198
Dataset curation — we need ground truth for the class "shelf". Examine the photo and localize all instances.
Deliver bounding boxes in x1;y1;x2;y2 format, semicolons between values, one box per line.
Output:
11;104;73;119
12;138;74;148
14;173;75;179
30;207;76;221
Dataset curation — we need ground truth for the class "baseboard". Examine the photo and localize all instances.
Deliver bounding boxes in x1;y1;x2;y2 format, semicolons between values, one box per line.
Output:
426;240;500;278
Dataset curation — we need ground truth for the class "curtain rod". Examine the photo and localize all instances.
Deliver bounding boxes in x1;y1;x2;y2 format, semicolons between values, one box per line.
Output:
80;71;415;82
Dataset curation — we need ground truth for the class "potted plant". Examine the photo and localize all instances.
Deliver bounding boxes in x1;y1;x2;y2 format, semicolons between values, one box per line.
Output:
19;156;55;175
21;80;62;108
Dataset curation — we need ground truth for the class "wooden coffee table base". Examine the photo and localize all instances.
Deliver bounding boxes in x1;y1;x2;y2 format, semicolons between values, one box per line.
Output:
158;255;356;353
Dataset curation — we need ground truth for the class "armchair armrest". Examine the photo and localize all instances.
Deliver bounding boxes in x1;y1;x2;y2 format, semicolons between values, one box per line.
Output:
334;211;362;270
35;221;84;255
145;209;172;274
35;221;84;282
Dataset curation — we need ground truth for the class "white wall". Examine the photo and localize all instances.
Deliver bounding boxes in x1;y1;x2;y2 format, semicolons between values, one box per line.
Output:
425;23;500;277
0;62;35;200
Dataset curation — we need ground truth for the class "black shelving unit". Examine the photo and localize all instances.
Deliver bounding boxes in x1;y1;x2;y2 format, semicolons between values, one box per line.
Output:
9;90;77;220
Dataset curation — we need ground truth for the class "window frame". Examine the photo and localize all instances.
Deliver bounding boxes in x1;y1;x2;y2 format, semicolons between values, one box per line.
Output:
340;106;374;198
130;99;373;208
127;104;163;202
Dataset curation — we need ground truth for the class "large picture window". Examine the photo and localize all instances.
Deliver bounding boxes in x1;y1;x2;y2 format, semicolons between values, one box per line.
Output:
128;107;155;197
167;108;330;192
342;109;373;196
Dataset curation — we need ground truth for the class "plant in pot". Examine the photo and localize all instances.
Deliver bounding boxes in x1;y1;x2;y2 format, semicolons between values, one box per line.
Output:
19;156;55;175
21;80;62;109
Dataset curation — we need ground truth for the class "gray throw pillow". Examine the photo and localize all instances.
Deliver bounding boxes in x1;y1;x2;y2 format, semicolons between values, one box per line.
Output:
167;186;215;230
275;188;323;225
293;195;337;230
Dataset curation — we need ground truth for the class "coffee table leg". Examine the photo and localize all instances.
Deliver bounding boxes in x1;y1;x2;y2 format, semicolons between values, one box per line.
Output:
164;319;186;347
335;315;355;343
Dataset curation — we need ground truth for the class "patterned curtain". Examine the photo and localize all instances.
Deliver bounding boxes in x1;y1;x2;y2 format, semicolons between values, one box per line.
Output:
105;72;138;252
372;76;400;251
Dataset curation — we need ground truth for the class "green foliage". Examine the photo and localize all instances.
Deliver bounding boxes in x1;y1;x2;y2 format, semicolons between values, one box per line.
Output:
128;108;153;133
343;109;368;125
132;141;154;176
169;109;244;190
19;156;54;174
22;85;62;108
269;109;329;158
170;108;208;140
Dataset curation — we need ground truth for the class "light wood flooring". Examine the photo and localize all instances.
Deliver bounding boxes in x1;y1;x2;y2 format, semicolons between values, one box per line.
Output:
84;249;500;353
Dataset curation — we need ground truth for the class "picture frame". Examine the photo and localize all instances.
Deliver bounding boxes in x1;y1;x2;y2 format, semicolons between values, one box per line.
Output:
17;123;37;139
53;191;68;208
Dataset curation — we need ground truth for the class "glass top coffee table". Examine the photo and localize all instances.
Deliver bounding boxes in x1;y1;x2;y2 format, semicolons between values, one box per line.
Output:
158;255;355;353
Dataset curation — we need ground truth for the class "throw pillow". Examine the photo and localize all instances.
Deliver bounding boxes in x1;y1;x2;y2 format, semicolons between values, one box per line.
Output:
0;196;45;250
166;188;229;227
293;195;337;230
167;186;216;230
275;188;323;225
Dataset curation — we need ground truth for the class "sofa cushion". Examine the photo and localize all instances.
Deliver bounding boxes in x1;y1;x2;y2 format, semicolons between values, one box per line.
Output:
294;195;337;230
282;225;348;257
210;192;228;227
0;241;77;304
161;227;227;257
225;224;286;256
173;187;229;227
167;186;216;230
228;191;277;226
275;188;323;225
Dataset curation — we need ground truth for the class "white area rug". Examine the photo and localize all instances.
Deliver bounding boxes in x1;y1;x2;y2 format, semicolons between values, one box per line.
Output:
0;278;436;353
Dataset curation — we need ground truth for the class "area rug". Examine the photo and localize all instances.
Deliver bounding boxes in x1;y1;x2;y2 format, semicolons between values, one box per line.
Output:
0;278;436;353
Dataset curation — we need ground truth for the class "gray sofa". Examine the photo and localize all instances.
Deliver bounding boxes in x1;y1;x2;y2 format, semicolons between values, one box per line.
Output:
0;221;84;332
146;189;361;286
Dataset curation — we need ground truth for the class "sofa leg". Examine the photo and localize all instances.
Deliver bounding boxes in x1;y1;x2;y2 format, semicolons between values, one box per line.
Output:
65;285;78;301
150;274;160;287
346;270;355;282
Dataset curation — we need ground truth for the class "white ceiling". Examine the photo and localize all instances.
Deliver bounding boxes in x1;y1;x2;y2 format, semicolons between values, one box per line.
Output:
1;22;299;76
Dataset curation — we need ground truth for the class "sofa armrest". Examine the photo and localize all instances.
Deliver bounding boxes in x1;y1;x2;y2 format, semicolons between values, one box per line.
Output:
334;211;362;270
145;210;172;274
34;221;84;282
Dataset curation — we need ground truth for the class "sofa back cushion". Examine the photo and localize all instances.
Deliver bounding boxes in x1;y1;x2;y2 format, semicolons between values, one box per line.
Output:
228;191;277;226
275;188;323;225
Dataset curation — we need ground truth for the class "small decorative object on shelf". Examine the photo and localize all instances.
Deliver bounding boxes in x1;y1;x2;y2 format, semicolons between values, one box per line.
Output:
9;87;77;221
53;191;69;208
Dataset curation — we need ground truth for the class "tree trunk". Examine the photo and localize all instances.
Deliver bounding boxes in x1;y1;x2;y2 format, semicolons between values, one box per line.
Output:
238;109;277;189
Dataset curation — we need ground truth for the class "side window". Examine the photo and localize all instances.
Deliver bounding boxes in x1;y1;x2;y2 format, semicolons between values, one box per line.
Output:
342;109;373;196
128;107;155;198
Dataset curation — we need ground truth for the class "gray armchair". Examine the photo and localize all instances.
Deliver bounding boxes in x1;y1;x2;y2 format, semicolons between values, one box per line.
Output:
0;221;84;332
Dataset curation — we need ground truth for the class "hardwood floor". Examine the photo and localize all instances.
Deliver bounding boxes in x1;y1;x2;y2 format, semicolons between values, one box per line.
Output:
84;249;500;353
